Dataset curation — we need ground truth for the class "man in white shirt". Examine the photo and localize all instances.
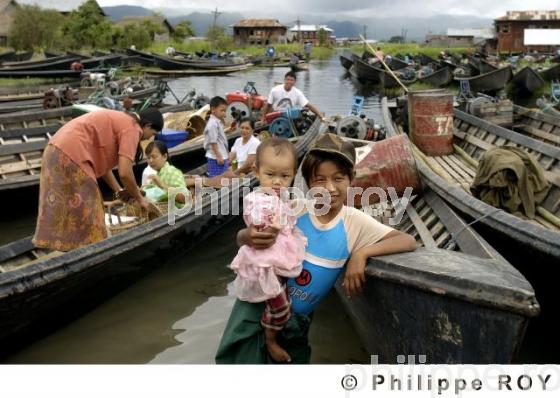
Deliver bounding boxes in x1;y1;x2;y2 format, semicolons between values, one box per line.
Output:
260;71;324;123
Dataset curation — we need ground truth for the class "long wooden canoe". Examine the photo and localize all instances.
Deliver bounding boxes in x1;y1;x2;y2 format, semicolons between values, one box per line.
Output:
0;56;81;72
511;66;545;95
0;68;109;79
455;66;513;93
335;99;539;364
352;54;416;87
0;119;321;349
512;105;560;147
392;106;560;259
418;66;454;87
339;53;353;70
0;104;217;192
152;53;241;71
539;63;560;81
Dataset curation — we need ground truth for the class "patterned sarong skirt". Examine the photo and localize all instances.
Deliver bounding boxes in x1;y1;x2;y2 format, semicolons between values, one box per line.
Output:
33;144;107;251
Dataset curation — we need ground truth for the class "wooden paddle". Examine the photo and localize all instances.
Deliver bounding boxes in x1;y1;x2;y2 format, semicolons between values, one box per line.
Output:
359;35;409;93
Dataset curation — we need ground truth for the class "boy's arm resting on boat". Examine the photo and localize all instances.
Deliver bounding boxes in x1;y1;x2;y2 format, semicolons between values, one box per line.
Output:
343;230;417;297
237;224;281;250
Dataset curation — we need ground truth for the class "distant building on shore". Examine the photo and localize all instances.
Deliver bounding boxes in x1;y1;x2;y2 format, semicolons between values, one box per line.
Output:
232;19;287;45
287;24;335;45
426;28;495;48
116;16;175;43
495;10;560;52
0;0;17;46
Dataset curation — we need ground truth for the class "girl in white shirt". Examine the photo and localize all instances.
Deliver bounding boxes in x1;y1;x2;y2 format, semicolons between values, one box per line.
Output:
229;117;261;176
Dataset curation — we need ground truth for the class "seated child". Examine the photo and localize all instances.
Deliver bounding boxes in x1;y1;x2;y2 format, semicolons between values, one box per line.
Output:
230;137;306;363
143;141;187;205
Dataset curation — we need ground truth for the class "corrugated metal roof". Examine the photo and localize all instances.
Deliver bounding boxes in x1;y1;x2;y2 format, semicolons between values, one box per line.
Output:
288;24;333;32
233;19;285;28
447;28;495;39
496;10;560;21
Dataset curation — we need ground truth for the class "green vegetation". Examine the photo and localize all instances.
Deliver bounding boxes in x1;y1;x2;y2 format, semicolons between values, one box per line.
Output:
348;43;473;58
0;77;76;86
8;5;65;51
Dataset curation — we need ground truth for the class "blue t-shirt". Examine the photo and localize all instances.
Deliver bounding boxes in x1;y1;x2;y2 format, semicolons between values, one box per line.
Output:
287;204;393;315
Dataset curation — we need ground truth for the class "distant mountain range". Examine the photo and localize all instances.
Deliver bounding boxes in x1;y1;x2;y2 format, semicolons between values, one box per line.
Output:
101;5;493;41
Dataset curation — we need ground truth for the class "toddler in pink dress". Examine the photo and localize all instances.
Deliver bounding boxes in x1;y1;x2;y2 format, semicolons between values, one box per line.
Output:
229;136;306;362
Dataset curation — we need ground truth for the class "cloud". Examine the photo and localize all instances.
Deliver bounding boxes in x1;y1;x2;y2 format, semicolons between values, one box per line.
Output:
98;0;559;18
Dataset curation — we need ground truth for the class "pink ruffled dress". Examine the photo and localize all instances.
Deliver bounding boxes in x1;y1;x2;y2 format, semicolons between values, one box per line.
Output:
231;191;306;302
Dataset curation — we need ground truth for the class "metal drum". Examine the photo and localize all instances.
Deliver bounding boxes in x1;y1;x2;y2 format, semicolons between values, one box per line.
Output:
351;135;421;206
408;90;454;156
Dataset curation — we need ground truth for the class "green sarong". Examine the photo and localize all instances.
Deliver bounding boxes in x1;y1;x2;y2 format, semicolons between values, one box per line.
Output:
215;299;312;364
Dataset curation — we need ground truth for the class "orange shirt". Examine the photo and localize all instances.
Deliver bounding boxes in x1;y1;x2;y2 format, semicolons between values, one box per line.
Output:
50;110;142;181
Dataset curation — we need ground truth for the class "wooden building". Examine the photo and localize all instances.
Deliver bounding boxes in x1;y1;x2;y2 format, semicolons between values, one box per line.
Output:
287;24;334;45
232;19;287;45
0;0;18;46
495;10;560;53
116;16;175;43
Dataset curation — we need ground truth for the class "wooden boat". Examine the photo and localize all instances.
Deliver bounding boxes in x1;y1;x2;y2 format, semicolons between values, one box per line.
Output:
339;53;353;70
0;103;200;192
417;53;440;66
539;63;560;81
386;56;409;70
511;66;545;95
0;51;16;62
455;66;513;93
125;48;156;66
418;66;454;87
0;119;321;348
81;54;122;69
470;57;498;75
392;106;560;259
142;64;251;76
333;100;539;363
512;105;560;147
0;68;109;79
0;55;79;70
152;53;240;71
352;54;416;87
536;97;560;118
290;62;309;72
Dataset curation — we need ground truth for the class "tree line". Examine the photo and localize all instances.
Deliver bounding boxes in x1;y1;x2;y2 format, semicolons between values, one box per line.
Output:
8;0;195;51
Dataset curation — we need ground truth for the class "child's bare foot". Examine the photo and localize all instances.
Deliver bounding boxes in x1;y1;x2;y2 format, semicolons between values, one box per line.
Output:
266;340;291;363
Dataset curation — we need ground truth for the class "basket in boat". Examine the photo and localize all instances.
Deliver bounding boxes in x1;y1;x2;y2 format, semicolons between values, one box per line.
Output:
104;200;162;234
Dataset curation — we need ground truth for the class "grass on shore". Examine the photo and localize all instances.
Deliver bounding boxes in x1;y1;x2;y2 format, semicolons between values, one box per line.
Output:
146;42;335;60
348;43;473;58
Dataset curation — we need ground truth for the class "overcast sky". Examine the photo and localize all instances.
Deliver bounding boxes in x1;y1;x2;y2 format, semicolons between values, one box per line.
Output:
98;0;559;19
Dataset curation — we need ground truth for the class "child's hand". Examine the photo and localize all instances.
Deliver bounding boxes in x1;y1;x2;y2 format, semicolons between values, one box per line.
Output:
245;223;280;249
148;175;163;188
342;251;367;297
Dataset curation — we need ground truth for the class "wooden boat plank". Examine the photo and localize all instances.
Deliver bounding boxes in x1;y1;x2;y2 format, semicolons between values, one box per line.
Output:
0;140;47;157
0;125;60;140
440;155;473;181
0;158;41;175
403;204;438;249
456;110;560;161
448;154;477;177
432;156;471;190
515;124;560;146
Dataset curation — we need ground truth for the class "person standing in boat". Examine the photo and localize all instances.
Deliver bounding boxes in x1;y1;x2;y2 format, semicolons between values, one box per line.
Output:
33;108;164;252
260;71;324;123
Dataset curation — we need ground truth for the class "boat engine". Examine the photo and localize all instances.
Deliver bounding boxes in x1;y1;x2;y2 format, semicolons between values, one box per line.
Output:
464;95;513;127
226;101;251;121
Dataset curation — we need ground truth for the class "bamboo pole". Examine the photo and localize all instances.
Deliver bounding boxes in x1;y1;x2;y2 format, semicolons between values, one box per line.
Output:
359;35;409;93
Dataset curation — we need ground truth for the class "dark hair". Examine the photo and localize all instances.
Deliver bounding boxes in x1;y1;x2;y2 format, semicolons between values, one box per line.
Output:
255;137;297;170
145;140;169;158
284;71;297;80
301;151;354;187
209;96;227;109
139;107;164;132
239;117;255;130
